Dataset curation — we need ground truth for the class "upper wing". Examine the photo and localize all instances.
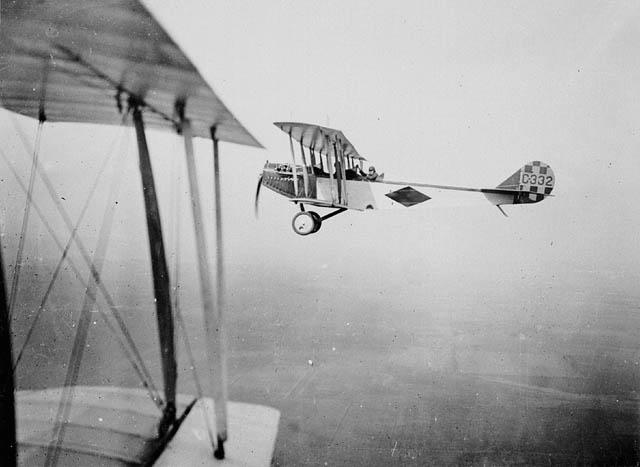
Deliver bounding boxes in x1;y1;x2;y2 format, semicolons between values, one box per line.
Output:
274;122;365;160
0;0;260;146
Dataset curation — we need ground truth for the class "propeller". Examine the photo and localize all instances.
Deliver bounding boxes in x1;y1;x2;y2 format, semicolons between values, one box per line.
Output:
254;174;263;218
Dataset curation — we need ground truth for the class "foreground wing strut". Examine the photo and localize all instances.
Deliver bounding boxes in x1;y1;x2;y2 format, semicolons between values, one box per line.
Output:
181;118;226;456
132;104;178;436
211;128;230;458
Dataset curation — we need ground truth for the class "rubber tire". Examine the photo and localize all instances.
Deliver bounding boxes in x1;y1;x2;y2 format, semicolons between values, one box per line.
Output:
292;211;316;236
309;211;322;233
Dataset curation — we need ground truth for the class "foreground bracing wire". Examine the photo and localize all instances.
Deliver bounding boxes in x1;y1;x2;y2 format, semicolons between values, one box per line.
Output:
12;124;126;369
0;118;164;408
5;110;227;462
46;119;161;467
8;121;43;320
0;142;163;407
5;116;163;407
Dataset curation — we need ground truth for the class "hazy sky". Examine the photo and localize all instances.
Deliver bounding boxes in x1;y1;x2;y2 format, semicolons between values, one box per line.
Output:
2;0;640;323
2;8;640;464
150;0;640;280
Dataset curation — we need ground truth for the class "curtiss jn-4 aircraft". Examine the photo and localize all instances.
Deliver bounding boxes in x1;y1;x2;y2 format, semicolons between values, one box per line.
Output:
257;122;555;235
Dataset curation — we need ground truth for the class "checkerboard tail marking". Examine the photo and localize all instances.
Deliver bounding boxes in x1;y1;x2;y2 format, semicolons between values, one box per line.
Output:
496;161;555;204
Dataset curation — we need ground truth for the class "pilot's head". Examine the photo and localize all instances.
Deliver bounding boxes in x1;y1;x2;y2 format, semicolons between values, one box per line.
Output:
369;166;376;173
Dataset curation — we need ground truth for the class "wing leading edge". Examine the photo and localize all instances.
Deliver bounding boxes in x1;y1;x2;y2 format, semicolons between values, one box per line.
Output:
274;122;365;160
0;0;261;146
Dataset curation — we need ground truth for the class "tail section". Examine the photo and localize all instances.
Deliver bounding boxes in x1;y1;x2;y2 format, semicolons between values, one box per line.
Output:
485;161;555;206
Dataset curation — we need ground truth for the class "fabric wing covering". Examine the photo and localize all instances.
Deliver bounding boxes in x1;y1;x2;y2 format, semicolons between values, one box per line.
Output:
274;121;366;160
0;0;261;146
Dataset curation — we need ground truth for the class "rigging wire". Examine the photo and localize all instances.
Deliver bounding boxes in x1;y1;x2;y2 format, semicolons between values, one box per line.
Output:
13;127;122;368
8;116;160;391
1;131;162;405
5;118;163;407
7;121;44;320
0;149;85;285
11;126;161;405
46;127;162;467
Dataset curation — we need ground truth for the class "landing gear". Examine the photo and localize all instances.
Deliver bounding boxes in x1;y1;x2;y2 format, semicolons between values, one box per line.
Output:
291;206;346;235
292;210;321;235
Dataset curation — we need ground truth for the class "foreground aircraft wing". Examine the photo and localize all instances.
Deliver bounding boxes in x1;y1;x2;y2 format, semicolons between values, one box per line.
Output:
17;387;280;466
0;0;261;146
274;122;366;160
1;1;278;465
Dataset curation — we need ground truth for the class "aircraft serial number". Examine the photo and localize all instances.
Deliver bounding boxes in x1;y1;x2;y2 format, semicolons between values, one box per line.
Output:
521;174;553;186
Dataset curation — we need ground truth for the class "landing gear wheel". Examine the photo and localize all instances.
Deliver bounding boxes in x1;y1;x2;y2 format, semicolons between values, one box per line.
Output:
309;211;322;233
292;211;317;236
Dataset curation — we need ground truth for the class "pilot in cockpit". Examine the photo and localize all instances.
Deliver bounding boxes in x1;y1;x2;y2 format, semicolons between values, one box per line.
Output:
354;164;367;180
365;166;378;181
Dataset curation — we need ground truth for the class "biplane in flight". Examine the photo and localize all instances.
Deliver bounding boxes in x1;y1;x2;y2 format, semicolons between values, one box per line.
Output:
0;0;278;466
257;122;555;235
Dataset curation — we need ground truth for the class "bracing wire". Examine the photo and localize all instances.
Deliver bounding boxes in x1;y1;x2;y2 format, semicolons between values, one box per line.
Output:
9;117;158;366
0;147;160;400
6;118;163;407
11;126;161;405
0;150;85;287
46;127;163;467
8;121;44;319
13;128;122;368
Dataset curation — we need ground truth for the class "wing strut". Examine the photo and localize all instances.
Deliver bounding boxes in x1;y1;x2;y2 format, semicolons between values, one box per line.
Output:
308;144;317;167
180;117;222;456
132;103;177;436
332;141;345;205
335;139;348;205
298;141;310;197
211;126;230;459
326;134;337;204
288;133;300;197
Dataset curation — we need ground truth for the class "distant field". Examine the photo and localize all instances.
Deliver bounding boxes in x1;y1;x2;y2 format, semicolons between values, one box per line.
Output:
10;260;640;465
